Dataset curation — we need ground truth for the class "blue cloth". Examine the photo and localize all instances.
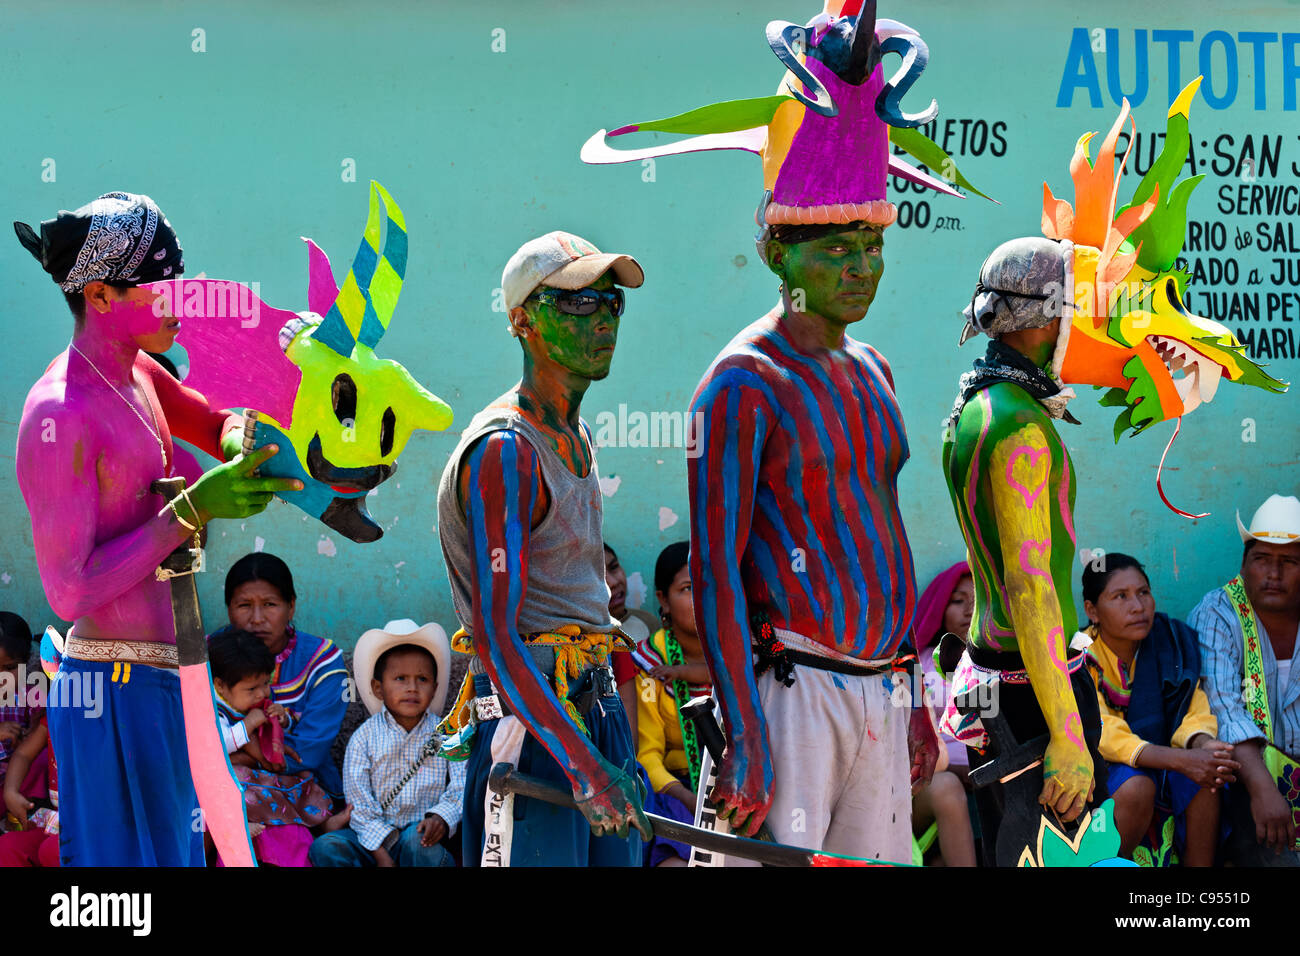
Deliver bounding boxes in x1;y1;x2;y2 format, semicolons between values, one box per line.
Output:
308;820;455;867
1189;587;1300;755
47;657;205;867
1126;613;1201;748
1107;762;1206;861
461;690;642;867
644;771;694;866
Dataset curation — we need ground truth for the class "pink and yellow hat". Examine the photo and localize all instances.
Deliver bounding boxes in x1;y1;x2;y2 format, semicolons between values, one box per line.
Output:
581;0;993;251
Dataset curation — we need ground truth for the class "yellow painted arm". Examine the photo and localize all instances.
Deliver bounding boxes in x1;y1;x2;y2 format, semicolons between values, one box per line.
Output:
988;424;1093;815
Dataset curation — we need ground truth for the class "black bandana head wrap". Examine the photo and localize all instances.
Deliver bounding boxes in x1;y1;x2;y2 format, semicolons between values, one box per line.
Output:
948;339;1081;428
13;192;184;293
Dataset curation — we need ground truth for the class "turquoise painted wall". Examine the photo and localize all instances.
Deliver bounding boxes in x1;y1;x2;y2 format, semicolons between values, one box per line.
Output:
1;1;1297;649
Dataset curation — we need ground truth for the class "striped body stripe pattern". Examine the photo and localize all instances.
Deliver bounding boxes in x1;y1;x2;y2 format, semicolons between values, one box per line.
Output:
688;312;917;766
458;429;608;793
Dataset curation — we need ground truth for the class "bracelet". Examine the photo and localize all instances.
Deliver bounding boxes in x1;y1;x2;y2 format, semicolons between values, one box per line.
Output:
169;498;199;533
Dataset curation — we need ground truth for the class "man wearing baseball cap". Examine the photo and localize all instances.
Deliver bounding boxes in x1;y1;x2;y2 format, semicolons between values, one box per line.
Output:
1189;493;1300;865
436;231;650;866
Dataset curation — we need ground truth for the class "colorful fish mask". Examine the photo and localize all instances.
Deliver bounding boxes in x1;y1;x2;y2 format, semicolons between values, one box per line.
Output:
580;0;993;250
1043;77;1286;438
154;181;453;542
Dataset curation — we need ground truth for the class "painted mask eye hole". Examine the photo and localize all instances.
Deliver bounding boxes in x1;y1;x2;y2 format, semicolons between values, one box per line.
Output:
380;406;396;457
332;374;357;424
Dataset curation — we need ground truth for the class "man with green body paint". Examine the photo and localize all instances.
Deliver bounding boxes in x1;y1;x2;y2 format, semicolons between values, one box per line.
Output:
939;82;1286;866
437;231;652;866
938;238;1106;868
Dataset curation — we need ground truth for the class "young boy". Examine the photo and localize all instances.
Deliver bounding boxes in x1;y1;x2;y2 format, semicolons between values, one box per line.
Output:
310;620;463;867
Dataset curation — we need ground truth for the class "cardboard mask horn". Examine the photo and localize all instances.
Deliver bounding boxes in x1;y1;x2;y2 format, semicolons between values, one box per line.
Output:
154;181;453;542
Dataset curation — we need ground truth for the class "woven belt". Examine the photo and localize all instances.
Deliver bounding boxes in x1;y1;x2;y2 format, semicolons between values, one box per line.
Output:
473;665;616;722
967;643;1085;685
771;647;898;676
64;635;179;669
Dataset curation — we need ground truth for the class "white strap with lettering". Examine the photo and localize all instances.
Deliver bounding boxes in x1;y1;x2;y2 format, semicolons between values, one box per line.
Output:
480;717;526;867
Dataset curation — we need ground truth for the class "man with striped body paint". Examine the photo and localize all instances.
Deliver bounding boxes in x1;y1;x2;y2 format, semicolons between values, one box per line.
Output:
688;218;940;864
436;231;651;865
578;0;999;864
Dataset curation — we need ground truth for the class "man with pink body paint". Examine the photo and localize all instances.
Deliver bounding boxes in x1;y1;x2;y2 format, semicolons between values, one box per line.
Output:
13;193;300;865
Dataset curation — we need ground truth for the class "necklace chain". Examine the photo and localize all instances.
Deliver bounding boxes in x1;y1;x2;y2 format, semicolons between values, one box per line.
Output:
70;343;167;472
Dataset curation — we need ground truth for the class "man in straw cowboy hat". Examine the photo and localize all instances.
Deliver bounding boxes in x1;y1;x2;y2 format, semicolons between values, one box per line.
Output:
1190;494;1300;865
309;619;463;867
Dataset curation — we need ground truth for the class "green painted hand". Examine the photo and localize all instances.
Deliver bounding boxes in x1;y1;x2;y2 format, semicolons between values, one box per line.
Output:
574;760;651;841
187;444;303;523
219;428;244;463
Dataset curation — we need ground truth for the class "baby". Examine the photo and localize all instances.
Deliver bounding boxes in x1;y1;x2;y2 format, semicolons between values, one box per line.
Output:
210;630;346;865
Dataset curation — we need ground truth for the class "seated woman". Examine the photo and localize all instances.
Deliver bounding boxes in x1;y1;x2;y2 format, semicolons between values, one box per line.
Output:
1080;552;1239;866
915;562;976;782
605;542;659;740
212;553;349;800
633;542;710;867
910;562;977;866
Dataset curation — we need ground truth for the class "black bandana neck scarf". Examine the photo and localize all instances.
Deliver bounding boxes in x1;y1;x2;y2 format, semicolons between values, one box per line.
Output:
13;191;184;293
948;339;1081;428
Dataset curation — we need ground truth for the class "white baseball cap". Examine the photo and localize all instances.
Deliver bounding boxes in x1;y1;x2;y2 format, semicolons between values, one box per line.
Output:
1237;494;1300;546
502;230;644;311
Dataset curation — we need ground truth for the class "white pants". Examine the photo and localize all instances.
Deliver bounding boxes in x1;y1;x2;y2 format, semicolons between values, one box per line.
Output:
700;666;911;866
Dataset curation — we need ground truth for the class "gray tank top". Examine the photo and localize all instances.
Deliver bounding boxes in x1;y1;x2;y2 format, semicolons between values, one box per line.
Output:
436;407;614;675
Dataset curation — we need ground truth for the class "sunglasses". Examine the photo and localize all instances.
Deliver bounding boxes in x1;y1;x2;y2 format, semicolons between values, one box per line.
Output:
529;287;625;317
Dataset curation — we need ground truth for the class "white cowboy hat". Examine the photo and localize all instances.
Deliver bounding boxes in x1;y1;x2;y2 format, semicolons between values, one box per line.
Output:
1237;494;1300;546
353;619;451;717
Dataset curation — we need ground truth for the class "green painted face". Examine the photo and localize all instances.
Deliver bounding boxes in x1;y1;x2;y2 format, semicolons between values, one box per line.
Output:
771;226;885;326
525;271;621;381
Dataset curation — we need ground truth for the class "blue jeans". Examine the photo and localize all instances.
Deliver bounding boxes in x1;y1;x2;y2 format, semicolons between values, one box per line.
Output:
462;690;642;867
308;822;455;867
